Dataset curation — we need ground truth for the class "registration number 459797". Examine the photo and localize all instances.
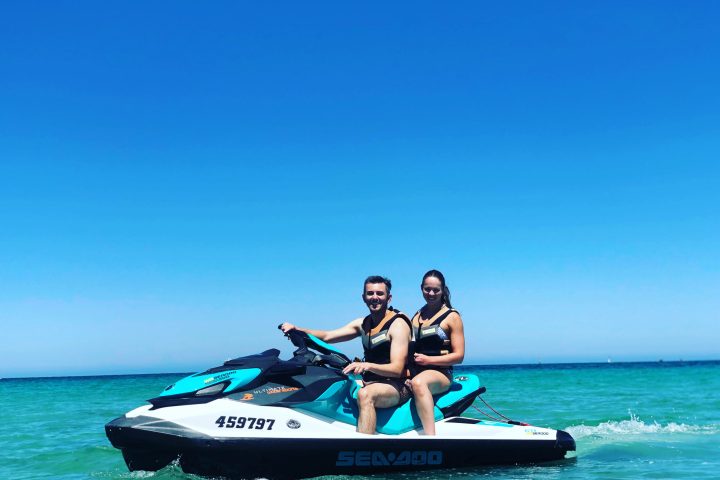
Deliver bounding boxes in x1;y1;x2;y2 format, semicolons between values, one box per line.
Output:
215;416;275;430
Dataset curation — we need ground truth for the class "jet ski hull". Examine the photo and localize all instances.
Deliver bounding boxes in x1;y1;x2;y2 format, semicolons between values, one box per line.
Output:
106;335;575;478
106;413;575;479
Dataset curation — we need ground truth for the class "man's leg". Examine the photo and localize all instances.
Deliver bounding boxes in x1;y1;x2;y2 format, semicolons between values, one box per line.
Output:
356;382;400;434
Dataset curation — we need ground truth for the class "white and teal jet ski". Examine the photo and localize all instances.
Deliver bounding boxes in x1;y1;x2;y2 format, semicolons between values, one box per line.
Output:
106;329;575;478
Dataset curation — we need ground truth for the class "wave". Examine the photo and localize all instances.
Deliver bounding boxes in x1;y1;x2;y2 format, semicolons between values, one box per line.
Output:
123;459;210;480
565;412;719;440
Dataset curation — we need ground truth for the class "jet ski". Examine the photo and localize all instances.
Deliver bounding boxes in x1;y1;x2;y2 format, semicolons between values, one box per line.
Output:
106;329;575;479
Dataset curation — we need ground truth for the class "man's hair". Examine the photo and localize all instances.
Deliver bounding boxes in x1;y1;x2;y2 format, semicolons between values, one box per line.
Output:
363;275;392;293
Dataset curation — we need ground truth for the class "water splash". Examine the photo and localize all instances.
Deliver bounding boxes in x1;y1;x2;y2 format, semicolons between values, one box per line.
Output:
123;459;203;479
566;411;719;440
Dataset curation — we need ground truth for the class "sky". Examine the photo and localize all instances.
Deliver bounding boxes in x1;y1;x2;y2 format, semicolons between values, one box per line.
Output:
1;1;718;377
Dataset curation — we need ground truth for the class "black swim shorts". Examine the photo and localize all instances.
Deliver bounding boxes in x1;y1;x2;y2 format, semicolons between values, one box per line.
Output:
363;377;412;404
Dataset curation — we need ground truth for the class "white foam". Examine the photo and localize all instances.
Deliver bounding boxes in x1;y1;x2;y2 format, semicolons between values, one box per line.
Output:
566;411;719;440
128;472;156;478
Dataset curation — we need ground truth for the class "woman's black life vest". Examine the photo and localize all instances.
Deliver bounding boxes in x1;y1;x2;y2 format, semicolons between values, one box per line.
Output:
411;305;456;357
361;307;410;382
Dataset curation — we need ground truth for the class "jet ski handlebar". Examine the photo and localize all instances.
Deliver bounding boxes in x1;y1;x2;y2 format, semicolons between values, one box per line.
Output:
277;324;352;370
278;324;308;349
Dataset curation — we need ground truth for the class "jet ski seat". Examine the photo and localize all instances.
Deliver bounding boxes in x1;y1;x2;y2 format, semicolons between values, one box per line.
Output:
298;373;483;435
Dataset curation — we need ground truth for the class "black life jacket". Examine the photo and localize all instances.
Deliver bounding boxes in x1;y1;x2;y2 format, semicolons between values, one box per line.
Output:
361;307;410;381
411;306;456;356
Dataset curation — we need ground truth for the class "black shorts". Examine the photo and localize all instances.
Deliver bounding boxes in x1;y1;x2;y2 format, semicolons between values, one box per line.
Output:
362;377;412;405
411;366;454;381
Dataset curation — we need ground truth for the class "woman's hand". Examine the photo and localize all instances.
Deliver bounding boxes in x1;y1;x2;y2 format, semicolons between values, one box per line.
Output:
413;353;433;366
342;361;371;375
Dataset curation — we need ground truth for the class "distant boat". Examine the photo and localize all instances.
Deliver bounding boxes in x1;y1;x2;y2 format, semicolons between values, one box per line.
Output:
607;358;612;363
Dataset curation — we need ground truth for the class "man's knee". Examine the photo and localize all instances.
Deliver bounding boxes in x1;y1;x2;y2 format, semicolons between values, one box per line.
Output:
357;387;375;407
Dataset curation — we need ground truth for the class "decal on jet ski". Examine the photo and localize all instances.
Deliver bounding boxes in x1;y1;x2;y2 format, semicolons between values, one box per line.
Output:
335;450;443;467
524;428;549;436
215;416;275;430
252;386;300;395
204;371;236;384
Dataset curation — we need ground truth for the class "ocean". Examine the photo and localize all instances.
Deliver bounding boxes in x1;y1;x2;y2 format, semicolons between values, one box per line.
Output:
1;360;718;479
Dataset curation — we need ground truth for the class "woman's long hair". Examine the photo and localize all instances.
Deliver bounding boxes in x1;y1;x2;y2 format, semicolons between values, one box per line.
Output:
422;269;452;309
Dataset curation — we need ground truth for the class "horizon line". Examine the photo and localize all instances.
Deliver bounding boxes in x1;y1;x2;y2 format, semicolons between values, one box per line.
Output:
2;358;718;381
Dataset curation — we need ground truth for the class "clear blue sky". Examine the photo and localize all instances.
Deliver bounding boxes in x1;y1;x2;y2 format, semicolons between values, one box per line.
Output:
1;1;718;377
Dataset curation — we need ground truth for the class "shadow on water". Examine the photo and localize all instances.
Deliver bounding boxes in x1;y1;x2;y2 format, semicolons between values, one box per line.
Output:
101;459;579;480
311;458;579;480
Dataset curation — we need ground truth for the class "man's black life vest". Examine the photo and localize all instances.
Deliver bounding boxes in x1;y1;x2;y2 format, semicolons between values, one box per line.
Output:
361;307;410;382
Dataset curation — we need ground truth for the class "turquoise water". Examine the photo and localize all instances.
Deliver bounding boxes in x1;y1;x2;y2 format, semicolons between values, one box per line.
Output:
1;361;718;479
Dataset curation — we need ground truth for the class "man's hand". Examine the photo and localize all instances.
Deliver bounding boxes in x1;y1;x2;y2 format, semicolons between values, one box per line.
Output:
279;323;296;333
343;361;371;375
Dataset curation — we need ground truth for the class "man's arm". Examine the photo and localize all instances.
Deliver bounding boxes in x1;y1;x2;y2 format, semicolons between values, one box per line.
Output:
280;318;363;344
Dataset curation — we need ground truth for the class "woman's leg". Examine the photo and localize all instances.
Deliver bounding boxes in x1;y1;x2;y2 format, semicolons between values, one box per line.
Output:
410;370;451;435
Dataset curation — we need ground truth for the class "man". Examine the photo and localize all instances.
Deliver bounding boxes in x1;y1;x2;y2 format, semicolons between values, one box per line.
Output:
280;275;411;434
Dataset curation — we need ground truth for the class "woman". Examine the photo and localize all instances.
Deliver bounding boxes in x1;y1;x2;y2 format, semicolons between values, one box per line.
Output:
409;269;465;435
